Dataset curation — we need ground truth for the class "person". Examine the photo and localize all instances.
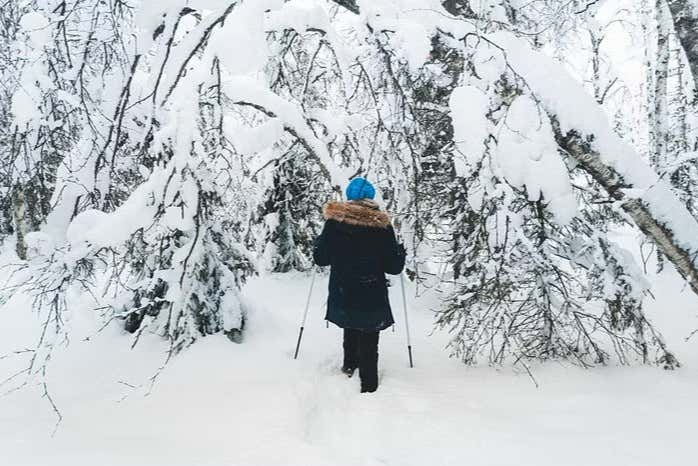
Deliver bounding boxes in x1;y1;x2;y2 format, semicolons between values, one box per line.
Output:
312;177;406;393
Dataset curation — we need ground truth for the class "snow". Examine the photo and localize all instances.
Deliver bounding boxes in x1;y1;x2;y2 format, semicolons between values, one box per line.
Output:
490;30;698;256
469;40;507;85
356;0;452;73
469;0;509;21
43;137;101;242
223;77;351;187
10;85;39;129
210;1;278;76
225;118;285;155
64;172;159;255
132;0;189;52
4;1;698;464
495;95;577;224
65;210;108;245
1;271;697;466
23;232;55;260
449;85;491;173
449;75;578;225
392;21;432;74
19;12;50;48
11;12;52;130
266;0;331;32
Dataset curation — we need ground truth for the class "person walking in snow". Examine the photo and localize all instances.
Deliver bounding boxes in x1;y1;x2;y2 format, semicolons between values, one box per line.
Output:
313;177;406;393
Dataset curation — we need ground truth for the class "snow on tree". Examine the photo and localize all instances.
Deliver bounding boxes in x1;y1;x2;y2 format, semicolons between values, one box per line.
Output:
326;0;695;366
0;1;124;258
2;0;698;407
0;1;344;410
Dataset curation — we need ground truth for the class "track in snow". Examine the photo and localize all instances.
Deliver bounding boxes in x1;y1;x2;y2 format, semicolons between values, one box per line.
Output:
1;271;697;465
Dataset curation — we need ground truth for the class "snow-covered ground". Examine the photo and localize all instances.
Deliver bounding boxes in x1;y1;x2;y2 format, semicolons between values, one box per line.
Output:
1;270;697;466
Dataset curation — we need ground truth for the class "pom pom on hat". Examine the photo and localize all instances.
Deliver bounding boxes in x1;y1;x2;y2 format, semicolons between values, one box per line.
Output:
345;177;375;201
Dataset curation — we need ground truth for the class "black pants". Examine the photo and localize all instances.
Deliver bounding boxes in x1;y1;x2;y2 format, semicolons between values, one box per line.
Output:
343;329;380;392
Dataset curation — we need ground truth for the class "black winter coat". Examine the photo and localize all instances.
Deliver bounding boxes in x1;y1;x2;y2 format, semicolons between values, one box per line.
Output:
313;200;406;331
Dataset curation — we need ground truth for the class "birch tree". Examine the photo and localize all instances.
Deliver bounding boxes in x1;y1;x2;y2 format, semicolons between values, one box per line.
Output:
665;0;698;85
654;0;673;169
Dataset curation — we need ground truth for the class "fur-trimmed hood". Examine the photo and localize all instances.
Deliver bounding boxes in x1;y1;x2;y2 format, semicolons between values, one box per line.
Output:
323;200;391;229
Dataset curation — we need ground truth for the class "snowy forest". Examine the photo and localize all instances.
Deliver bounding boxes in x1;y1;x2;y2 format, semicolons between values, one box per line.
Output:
2;0;698;464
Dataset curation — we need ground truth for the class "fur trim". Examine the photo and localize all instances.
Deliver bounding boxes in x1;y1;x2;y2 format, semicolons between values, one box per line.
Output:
323;200;391;229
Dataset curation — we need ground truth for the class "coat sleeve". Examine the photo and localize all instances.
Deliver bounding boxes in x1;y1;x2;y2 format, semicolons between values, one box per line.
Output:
383;225;406;275
313;222;331;266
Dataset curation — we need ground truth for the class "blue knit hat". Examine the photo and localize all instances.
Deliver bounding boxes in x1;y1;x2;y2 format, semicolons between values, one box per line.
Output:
345;177;375;201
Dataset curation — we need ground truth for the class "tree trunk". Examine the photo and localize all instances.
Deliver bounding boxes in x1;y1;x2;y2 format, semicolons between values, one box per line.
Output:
665;0;698;85
12;186;27;260
673;39;690;154
654;0;672;168
641;0;658;163
590;30;603;103
555;127;698;295
330;0;359;14
442;0;476;17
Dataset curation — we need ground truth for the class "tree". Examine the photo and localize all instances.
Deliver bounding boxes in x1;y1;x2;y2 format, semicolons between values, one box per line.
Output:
327;0;688;366
665;0;698;86
3;0;698;401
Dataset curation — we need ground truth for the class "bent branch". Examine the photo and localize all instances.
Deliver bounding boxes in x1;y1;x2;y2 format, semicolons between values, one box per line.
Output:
556;127;698;295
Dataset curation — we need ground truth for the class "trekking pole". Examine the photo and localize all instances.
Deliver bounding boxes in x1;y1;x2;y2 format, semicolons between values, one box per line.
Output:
399;272;414;368
294;271;316;359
